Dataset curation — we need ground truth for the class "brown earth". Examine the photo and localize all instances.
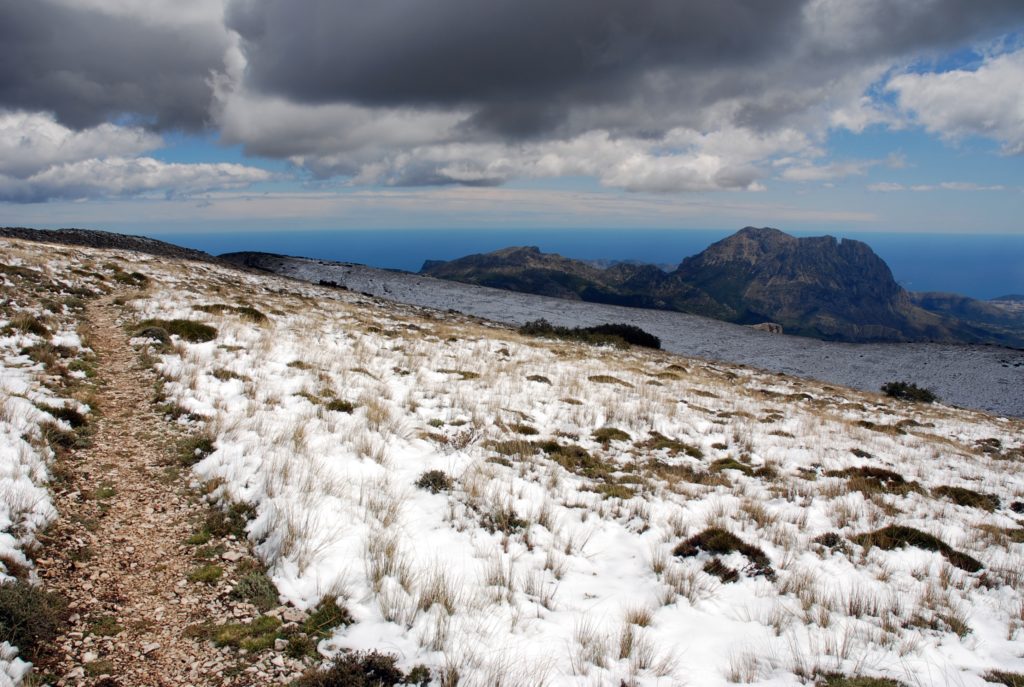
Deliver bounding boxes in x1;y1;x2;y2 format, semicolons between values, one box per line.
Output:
33;294;303;686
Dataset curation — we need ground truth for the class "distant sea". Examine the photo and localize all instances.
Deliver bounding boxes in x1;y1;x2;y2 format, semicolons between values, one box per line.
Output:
146;229;1024;301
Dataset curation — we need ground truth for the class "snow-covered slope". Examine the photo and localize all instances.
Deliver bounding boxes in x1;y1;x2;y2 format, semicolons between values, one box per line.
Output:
4;237;1024;686
225;253;1024;419
0;243;99;684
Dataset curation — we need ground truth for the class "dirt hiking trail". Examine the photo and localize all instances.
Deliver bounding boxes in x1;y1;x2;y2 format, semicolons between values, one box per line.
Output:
35;294;267;686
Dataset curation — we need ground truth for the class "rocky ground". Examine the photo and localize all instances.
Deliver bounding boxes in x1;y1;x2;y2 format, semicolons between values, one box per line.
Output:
32;293;314;686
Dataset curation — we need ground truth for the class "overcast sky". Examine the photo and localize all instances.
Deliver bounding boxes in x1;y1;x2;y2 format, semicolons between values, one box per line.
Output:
1;0;1022;233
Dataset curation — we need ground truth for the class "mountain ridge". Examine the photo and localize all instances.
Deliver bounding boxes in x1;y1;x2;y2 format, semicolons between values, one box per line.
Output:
421;226;1024;347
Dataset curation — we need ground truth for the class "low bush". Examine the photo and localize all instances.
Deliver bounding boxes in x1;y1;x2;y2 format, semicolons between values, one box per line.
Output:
292;650;430;687
816;675;907;687
187;564;223;584
825;465;923;496
415;469;453;494
0;580;66;661
303;597;353;638
639;432;703;458
136;318;217;343
674;527;774;579
3;314;50;337
881;381;938;403
710;457;753;476
480;504;527;534
232;571;279;612
983;671;1024;687
194;303;268;324
200;615;281;651
851;525;981;572
593;427;631;444
518;319;660;349
178;434;215;466
38;403;88;429
205;502;255;538
933;485;1000;512
324;398;356;413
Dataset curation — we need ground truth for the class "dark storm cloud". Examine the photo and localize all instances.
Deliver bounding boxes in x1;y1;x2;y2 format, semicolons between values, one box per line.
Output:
227;0;1024;139
0;0;229;130
227;0;808;138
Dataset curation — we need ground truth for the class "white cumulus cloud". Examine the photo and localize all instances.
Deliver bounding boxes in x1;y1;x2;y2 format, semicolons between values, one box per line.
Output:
888;49;1024;154
0;110;270;202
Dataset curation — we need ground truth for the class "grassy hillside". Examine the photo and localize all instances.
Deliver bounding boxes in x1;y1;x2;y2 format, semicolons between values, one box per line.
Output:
2;237;1024;686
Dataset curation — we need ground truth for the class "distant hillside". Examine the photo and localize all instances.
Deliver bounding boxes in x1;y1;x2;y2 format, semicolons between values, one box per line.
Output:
0;226;217;263
422;227;1024;346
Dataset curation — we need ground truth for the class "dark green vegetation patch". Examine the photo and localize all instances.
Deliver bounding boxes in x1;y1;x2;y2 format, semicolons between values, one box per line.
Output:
518;319;660;349
0;580;66;661
983;671;1024;687
674;527;774;580
592;426;631;444
292;650;430;687
816;675;907;687
825;465;923;496
932;485;1000;512
851;525;982;572
194;303;268;324
881;381;938;403
415;469;453;494
136;318;217;343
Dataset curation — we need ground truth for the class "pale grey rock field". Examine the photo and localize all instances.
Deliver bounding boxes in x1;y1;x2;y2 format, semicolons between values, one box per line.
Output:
235;254;1024;418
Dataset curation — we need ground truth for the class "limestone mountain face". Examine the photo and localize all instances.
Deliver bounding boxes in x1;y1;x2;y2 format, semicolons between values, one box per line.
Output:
421;227;1024;345
672;227;928;340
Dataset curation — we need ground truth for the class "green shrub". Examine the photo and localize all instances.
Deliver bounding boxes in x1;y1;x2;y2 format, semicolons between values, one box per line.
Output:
851;525;981;572
510;422;538;435
292;650;426;687
639;432;703;458
881;381;938;403
304;597;353;638
932;485;999;511
480;504;527;535
983;671;1024;687
211;615;281;651
593;427;631;444
816;675;907;687
415;470;453;494
4;314;50;337
194;303;268;324
325;399;356;413
231;572;278;612
588;374;633;388
88;615;123;637
710;458;752;476
518;319;660;349
179;434;215;466
136;319;217;343
205;502;255;538
540;442;610;479
825;466;923;496
0;581;66;661
134;326;170;345
187;564;223;584
38;403;87;429
585;324;661;349
674;527;774;579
